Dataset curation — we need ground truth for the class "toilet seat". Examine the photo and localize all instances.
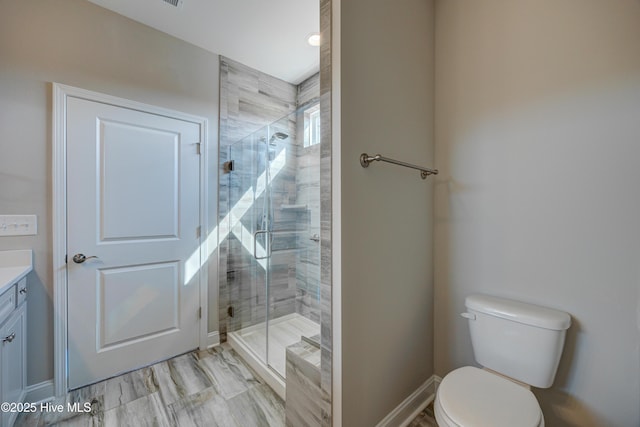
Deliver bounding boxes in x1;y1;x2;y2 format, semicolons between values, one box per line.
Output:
435;366;543;427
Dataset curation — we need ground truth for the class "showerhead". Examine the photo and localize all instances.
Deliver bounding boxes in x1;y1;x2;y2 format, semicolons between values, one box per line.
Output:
269;132;289;145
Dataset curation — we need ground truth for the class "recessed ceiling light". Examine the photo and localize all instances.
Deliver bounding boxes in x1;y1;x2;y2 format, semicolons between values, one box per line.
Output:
307;33;321;47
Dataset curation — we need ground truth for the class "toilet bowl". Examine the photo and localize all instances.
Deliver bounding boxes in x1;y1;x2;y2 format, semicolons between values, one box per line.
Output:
434;294;571;427
434;366;544;427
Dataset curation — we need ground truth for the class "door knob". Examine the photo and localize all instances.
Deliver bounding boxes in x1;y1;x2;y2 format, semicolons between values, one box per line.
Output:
72;253;98;264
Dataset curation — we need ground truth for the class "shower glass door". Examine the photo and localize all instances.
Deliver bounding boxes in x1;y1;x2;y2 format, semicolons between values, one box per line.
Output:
264;116;297;379
225;108;321;384
263;112;322;379
226;127;270;365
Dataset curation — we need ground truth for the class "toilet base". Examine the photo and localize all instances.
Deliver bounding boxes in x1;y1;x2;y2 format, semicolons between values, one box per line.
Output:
434;392;456;427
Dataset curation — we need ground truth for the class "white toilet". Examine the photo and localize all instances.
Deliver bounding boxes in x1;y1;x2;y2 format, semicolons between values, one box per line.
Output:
435;294;571;427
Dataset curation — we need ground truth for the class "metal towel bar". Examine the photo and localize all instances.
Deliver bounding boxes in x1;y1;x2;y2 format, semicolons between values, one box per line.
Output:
360;153;438;179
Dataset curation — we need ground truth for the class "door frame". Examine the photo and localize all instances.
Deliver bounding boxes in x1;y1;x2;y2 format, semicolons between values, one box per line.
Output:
52;83;209;396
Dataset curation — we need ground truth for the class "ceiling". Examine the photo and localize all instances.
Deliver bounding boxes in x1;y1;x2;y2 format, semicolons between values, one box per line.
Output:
87;0;320;84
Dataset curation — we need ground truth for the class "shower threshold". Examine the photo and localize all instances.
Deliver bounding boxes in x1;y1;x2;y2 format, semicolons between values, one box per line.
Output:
228;313;320;399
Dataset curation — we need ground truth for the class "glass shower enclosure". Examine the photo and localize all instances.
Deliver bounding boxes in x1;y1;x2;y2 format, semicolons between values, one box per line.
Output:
222;108;321;397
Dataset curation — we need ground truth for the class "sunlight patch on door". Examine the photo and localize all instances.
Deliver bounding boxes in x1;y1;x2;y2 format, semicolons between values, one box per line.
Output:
98;262;179;350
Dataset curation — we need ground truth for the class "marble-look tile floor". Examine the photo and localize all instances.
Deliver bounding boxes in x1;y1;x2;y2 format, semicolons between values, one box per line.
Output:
408;402;438;427
16;341;438;427
16;344;285;427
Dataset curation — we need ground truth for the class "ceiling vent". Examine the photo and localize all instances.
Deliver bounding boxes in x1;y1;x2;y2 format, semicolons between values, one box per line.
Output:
161;0;184;8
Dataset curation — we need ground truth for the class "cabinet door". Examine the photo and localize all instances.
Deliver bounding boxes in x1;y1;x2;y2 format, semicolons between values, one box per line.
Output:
1;303;26;427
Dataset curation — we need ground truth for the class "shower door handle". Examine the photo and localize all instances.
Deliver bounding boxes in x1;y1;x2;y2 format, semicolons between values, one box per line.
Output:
254;230;271;260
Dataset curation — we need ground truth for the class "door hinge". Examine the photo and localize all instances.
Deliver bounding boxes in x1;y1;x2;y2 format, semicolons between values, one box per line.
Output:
223;160;234;174
195;143;201;155
227;306;234;318
227;270;235;282
196;226;201;238
198;307;202;319
64;254;67;264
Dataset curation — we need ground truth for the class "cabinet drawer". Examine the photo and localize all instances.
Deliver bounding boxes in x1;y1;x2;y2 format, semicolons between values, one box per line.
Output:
16;277;27;306
1;302;26;427
0;284;16;325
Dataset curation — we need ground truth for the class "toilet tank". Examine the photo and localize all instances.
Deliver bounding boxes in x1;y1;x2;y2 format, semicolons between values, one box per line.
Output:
463;294;571;388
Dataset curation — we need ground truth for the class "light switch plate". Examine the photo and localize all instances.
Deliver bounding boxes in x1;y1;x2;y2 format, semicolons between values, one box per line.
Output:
0;215;37;236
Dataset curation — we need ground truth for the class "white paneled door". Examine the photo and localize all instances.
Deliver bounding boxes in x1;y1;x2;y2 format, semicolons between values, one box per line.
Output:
66;96;202;390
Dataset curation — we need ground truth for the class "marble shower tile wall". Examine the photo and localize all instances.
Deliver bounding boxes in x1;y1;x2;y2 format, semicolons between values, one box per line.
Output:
285;339;326;427
219;57;298;338
294;73;322;324
218;146;230;338
225;128;299;333
294;148;321;323
226;141;265;334
319;0;333;424
220;58;297;144
266;125;301;321
298;73;321;108
218;51;330;426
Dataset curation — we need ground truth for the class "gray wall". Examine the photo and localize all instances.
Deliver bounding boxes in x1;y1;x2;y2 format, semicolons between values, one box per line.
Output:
339;0;436;425
0;0;220;387
434;1;640;426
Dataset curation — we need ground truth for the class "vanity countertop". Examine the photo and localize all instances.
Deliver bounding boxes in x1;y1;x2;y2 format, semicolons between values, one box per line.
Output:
0;250;33;294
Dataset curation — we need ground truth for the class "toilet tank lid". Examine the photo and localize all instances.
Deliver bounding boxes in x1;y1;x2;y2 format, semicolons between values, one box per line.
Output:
466;294;571;330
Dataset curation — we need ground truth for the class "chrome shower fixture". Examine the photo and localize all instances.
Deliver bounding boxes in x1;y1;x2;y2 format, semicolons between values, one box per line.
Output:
269;132;289;145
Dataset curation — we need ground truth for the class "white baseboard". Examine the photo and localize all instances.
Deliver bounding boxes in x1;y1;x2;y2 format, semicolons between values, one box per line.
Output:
375;375;438;427
434;375;442;389
25;380;55;404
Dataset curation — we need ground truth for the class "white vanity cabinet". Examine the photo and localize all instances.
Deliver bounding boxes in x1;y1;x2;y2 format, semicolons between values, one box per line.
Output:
0;251;32;427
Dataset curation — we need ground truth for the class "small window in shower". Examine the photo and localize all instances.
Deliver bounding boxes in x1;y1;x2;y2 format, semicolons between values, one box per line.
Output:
303;103;321;148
